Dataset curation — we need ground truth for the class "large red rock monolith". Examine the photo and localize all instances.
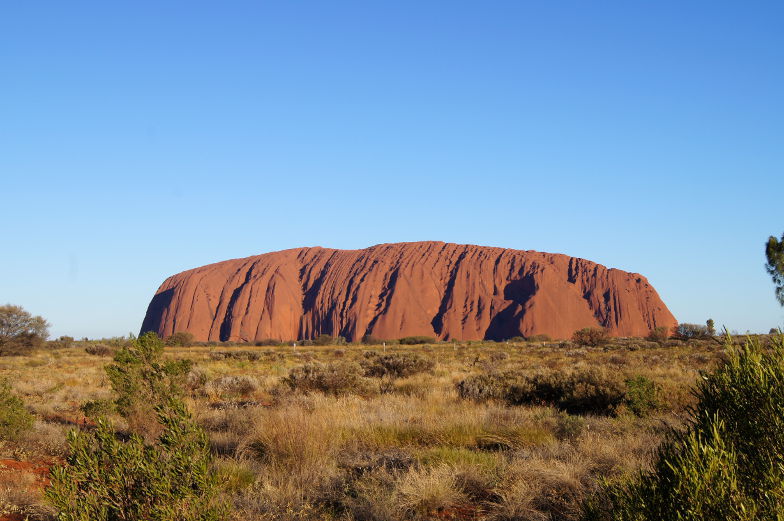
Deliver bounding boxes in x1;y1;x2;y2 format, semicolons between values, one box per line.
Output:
140;242;676;342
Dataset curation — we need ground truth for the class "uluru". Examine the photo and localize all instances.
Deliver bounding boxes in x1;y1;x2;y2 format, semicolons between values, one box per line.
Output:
140;241;677;342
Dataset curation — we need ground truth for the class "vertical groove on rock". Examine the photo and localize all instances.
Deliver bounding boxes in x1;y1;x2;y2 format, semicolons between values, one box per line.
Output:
219;264;254;341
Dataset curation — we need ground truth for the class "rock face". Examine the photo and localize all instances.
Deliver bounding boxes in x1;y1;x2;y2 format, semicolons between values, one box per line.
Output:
140;242;677;342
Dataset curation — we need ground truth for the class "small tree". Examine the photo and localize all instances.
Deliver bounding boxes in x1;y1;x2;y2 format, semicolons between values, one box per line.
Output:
0;304;49;355
105;332;192;438
647;326;670;343
706;319;716;337
765;232;784;306
676;323;709;339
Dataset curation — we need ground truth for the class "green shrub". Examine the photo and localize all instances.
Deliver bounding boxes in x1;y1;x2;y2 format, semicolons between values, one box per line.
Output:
399;336;437;345
555;412;585;441
506;369;626;415
284;361;372;396
80;399;116;420
209;350;261;361
646;326;671;343
458;369;654;417
706;319;716;336
456;372;520;402
207;375;258;397
361;352;435;378
105;332;193;437
311;334;347;346
0;378;34;441
165;331;195;346
572;327;610;346
526;334;552;342
85;343;115;356
584;335;784;520
624;376;659;417
46;399;226;521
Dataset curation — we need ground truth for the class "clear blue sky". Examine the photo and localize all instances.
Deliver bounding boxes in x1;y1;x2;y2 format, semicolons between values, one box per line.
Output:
2;2;782;339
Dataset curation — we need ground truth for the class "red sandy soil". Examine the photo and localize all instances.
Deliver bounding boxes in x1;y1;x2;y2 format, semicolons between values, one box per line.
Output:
0;458;56;521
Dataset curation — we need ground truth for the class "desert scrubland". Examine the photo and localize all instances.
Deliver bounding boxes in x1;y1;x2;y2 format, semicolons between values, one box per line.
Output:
0;333;741;521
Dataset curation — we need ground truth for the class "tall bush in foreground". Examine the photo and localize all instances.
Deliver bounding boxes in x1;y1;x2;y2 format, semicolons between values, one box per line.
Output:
106;332;192;437
584;334;784;520
47;399;226;521
47;332;228;520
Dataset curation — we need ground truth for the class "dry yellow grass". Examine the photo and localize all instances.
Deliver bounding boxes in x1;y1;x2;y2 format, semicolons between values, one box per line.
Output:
0;336;732;520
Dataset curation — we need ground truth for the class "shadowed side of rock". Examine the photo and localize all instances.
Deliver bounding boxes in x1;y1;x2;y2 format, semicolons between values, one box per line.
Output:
140;241;677;342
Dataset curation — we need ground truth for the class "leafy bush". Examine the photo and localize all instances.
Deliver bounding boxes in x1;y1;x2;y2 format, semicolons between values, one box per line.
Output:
527;334;552;342
624;376;659;417
284;361;372;396
312;334;346;346
209;350;261;361
572;327;610;346
646;326;671;343
206;375;258;398
105;332;192;437
458;369;655;417
46;399;226;521
361;352;435;378
584;335;784;520
456;372;521;402
399;336;437;345
51;331;229;519
165;331;195;347
80;399;115;419
0;378;34;441
506;369;626;415
85;343;115;356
